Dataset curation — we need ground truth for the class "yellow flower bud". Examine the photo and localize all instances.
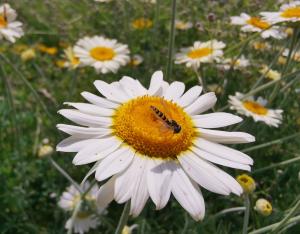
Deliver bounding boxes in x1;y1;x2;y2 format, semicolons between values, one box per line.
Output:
236;174;256;194
255;198;272;216
278;56;287;65
38;145;54;158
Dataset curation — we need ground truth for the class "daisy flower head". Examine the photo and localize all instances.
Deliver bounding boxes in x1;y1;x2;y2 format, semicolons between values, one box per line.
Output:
57;71;255;221
175;40;226;69
0;4;24;43
259;65;281;80
74;36;130;74
220;55;250;71
230;13;286;39
58;182;106;234
229;92;283;127
175;20;193;30
130;54;143;66
261;1;300;24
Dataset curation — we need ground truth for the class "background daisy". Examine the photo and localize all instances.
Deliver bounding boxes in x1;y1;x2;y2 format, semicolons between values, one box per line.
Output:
175;40;226;68
0;3;24;43
230;13;286;39
74;36;130;74
229;92;283;127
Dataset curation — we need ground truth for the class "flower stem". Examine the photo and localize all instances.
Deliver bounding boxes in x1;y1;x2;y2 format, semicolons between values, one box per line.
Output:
166;0;177;81
242;132;300;153
270;198;300;233
67;200;82;234
249;215;300;234
114;201;131;234
242;195;250;234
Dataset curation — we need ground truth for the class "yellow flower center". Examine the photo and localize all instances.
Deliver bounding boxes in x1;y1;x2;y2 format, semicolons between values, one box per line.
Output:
281;7;300;18
243;101;268;115
113;96;196;159
132;18;153;29
0;14;7;28
187;47;212;59
90;47;115;61
246;17;270;30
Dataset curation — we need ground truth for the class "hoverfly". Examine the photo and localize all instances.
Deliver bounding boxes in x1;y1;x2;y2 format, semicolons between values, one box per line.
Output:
150;100;181;134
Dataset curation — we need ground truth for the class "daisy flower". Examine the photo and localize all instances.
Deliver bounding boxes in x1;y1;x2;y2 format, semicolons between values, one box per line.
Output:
58;182;106;234
175;40;226;69
175;20;193;30
261;1;300;24
74;36;130;74
230;13;286;39
229;92;283;127
0;4;24;43
219;55;250;71
57;71;255;220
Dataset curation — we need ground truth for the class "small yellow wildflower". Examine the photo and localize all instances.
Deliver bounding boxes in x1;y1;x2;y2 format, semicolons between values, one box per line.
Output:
278;56;287;65
132;18;153;29
252;41;270;51
21;48;36;61
63;46;80;69
259;66;281;80
37;44;58;55
38;144;54;158
56;60;66;68
12;44;28;53
285;27;294;37
129;54;143;66
122;224;138;234
236;174;256;194
255;198;272;216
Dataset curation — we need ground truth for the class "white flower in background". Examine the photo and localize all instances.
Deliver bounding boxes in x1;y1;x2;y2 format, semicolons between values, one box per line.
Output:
175;20;193;30
230;13;286;39
282;48;300;62
261;1;300;24
57;71;255;220
175;40;226;69
220;55;250;70
229;92;283;127
0;4;24;43
63;46;81;69
74;36;130;74
58;182;106;234
140;0;156;3
259;65;281;80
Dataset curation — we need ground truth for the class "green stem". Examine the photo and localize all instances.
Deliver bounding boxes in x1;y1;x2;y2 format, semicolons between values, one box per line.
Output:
242;195;250;234
270;198;300;233
242;132;300;153
249;215;300;234
165;0;177;81
115;201;131;234
49;156;83;193
253;154;300;174
67;200;82;234
269;27;299;103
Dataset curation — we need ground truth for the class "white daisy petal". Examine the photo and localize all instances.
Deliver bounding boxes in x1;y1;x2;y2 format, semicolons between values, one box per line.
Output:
81;91;119;109
176;85;202;107
97;176;116;207
147;160;173;210
58;109;112;127
95;146;135;181
64;102;114;116
73;137;122;165
194;138;253;165
57;137;99;152
192;113;243;128
171;164;205;221
185;92;217;115
197;128;255;144
94;80;130;103
148;70;164;95
57;124;111;137
164;81;185;100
